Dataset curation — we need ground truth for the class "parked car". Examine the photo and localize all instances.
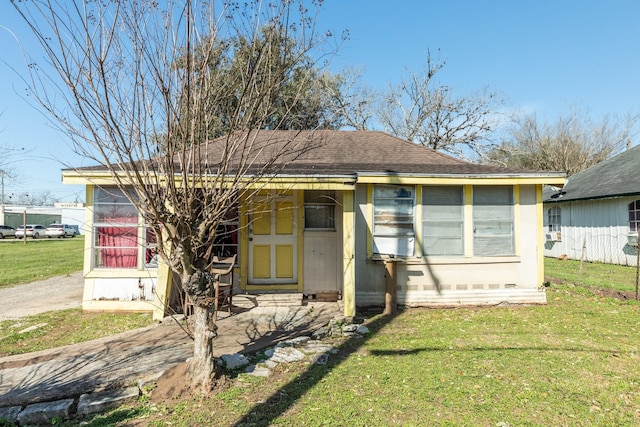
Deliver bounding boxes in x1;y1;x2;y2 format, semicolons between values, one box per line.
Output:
15;224;47;239
0;225;15;239
45;224;77;238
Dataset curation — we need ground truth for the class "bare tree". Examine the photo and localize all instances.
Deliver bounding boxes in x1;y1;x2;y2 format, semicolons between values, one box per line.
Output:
376;51;504;159
28;190;58;206
0;113;27;204
12;0;337;391
327;67;376;130
487;108;638;176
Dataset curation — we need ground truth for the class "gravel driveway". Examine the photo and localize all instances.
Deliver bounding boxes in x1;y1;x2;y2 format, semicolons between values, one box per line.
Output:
0;272;84;321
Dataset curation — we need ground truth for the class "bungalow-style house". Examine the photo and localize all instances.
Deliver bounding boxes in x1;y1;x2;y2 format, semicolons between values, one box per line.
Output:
62;130;564;320
543;144;640;266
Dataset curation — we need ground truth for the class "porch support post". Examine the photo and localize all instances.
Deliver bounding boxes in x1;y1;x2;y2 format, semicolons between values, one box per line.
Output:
383;259;397;315
152;261;172;321
342;190;356;317
536;184;544;286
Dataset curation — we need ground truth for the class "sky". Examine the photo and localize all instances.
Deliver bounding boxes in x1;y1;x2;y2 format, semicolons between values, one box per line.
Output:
0;1;639;203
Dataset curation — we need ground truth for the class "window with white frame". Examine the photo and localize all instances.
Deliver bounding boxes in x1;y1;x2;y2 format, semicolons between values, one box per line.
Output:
93;186;142;268
304;191;336;230
373;185;415;256
422;186;464;256
548;206;561;233
629;200;640;233
473;186;515;256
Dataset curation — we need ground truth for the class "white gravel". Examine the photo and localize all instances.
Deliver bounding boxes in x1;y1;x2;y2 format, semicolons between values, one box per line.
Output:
0;272;84;321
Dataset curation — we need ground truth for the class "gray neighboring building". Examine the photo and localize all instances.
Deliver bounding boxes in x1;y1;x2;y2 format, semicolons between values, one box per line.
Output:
0;203;86;234
543;144;640;266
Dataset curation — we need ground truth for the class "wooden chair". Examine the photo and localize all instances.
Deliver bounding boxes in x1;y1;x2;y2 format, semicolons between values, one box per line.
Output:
182;254;237;320
211;254;236;320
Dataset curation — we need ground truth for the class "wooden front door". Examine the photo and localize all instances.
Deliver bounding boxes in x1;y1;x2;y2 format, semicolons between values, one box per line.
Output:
248;191;298;284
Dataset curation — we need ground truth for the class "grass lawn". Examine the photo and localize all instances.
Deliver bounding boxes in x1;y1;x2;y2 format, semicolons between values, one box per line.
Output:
0;235;156;357
0;237;84;289
545;256;640;294
85;261;640;426
0;309;153;357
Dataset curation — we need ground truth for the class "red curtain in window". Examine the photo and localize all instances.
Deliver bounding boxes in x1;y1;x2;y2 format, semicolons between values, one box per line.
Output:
98;225;138;268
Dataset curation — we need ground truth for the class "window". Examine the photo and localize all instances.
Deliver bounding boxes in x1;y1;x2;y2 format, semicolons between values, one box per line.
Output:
373;185;415;256
422;186;464;256
629;200;640;233
213;204;239;260
473;186;514;256
144;227;159;268
304;191;336;230
93;186;141;268
548;207;561;232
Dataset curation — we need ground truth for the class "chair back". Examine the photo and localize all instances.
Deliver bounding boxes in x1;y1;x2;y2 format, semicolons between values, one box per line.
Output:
210;254;236;275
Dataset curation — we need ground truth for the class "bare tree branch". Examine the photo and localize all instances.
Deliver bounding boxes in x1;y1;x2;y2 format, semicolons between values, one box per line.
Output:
376;50;504;159
486;107;639;175
12;0;336;391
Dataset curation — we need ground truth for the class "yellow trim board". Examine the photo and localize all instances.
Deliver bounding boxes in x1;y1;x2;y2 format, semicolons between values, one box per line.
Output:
296;189;304;293
65;168;565;188
63;171;358;190
342;190;356;317
358;175;564;186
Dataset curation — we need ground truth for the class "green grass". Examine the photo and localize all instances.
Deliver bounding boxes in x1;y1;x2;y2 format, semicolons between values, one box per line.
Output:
545;256;639;293
0;237;84;288
86;260;640;427
89;284;640;426
0;309;154;357
4;253;639;425
0;235;155;357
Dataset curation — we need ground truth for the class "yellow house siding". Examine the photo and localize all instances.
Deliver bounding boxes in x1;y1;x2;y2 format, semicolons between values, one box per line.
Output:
296;189;304;293
72;164;555;313
152;261;172;321
83;185;94;275
239;193;249;292
342;190;356;317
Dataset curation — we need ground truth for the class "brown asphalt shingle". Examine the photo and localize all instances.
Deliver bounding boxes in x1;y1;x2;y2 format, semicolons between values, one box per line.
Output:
67;130;554;177
201;130;538;176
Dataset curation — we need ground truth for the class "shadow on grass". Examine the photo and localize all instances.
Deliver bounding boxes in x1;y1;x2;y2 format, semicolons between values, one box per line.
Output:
82;406;152;426
232;309;399;426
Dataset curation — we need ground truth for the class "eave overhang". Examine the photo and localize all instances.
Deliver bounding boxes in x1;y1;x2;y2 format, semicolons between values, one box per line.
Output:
63;169;565;189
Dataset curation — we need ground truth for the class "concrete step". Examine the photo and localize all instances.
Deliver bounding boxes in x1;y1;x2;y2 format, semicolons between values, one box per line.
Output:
233;293;303;308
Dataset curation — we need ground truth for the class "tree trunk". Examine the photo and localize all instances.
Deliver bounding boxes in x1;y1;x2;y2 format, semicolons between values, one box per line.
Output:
188;304;218;392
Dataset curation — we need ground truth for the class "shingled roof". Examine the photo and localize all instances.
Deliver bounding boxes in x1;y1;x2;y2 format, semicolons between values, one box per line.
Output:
545;144;640;203
200;130;555;176
66;130;563;178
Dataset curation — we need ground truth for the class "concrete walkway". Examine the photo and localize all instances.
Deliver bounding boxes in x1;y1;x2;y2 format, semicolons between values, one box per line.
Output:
0;299;343;408
0;272;84;321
